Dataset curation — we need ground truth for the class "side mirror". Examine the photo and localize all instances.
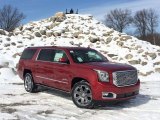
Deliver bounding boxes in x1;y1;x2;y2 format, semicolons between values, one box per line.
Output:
59;58;69;64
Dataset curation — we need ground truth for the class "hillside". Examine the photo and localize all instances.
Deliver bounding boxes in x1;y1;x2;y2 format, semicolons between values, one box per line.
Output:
0;12;160;79
0;12;160;120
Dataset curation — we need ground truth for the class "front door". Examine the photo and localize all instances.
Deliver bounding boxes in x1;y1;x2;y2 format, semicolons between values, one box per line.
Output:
51;50;71;91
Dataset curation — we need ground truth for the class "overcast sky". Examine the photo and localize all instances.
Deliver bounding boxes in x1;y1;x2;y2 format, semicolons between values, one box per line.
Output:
0;0;160;25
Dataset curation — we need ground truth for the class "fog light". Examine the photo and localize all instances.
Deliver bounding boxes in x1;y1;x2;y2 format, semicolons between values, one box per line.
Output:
102;92;116;99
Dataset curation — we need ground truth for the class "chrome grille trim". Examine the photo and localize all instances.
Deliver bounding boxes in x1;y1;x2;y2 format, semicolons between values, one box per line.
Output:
112;70;138;87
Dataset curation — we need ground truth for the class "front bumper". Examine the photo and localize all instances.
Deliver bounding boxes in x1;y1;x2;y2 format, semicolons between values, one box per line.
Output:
92;80;140;101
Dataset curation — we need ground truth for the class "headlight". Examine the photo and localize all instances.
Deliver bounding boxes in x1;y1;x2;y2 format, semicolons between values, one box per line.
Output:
94;69;109;82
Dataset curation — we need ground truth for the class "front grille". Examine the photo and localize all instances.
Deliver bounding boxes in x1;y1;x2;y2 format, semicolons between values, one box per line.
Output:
113;70;138;87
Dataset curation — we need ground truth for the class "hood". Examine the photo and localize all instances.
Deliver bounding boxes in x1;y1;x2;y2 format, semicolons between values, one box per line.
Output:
83;62;136;73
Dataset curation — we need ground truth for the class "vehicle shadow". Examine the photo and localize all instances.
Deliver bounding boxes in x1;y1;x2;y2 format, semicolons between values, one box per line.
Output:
96;94;151;110
38;86;72;101
39;86;151;109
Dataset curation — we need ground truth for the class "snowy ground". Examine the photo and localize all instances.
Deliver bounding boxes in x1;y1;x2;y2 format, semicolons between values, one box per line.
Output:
0;72;160;120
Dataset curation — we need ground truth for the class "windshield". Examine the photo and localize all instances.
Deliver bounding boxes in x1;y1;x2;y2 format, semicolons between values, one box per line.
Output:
70;49;108;63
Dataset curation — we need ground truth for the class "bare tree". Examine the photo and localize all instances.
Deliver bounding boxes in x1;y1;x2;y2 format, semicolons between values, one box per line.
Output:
146;9;158;44
133;9;159;43
133;9;147;39
0;5;25;32
104;9;132;32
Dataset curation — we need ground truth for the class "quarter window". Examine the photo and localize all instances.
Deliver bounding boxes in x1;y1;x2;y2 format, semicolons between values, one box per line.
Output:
21;49;37;60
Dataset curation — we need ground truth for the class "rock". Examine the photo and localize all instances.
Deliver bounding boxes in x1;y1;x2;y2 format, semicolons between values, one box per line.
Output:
34;31;41;37
117;41;124;47
40;30;46;35
48;23;57;29
6;37;11;41
8;32;14;37
42;35;47;39
107;54;117;58
141;61;147;66
4;43;10;47
0;29;6;35
107;30;114;35
89;36;99;43
50;42;54;45
138;49;144;53
96;41;100;45
12;53;20;58
154;62;160;66
69;41;74;45
73;32;82;38
14;31;21;35
46;31;53;37
125;54;133;59
103;33;110;36
78;36;85;39
49;16;56;22
139;71;154;76
3;62;9;68
17;45;24;48
31;44;34;46
18;26;23;31
148;53;157;60
113;37;119;41
17;41;22;44
11;42;16;46
105;37;112;44
53;32;61;36
24;26;34;31
120;35;132;41
54;12;66;22
134;45;142;50
128;60;140;65
155;68;160;73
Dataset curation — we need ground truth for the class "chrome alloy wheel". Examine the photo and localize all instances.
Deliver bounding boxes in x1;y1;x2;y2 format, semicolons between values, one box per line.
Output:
24;74;33;92
73;84;92;107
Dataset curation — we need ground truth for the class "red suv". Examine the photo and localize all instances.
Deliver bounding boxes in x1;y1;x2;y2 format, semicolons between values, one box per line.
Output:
18;46;140;108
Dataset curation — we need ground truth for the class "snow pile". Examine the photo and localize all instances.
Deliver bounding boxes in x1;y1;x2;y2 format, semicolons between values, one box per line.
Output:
0;12;160;80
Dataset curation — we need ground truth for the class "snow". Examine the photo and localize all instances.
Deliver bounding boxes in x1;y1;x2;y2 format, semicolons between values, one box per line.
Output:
0;13;160;119
0;74;160;120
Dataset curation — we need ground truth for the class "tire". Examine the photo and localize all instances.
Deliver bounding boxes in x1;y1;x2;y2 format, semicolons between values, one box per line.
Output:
24;73;37;93
72;81;94;108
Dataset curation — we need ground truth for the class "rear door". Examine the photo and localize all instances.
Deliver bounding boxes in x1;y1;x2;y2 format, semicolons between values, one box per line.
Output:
34;49;56;87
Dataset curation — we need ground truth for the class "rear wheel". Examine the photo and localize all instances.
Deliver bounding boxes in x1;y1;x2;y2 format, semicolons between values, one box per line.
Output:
72;81;94;108
24;73;37;93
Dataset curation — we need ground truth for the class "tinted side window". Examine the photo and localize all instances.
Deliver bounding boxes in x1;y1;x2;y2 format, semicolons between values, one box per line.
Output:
21;49;37;60
37;49;54;61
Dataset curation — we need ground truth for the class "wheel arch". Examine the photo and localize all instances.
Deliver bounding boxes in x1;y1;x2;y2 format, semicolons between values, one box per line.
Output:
71;77;90;89
23;69;32;79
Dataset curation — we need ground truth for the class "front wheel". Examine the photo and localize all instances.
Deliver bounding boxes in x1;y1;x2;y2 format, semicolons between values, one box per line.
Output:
72;81;94;108
24;73;37;93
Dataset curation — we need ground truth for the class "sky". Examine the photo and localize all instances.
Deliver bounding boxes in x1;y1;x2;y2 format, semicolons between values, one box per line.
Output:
0;0;160;29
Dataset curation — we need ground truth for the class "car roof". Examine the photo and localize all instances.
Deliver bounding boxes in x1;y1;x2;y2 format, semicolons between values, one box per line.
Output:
27;46;94;51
